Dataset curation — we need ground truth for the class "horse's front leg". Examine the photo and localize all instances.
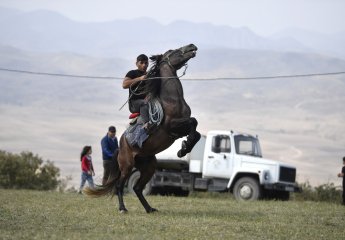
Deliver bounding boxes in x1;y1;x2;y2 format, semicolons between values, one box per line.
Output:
177;117;201;157
134;156;157;213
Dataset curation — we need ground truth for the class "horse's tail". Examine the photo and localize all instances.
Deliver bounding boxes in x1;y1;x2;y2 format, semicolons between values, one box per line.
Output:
83;150;120;198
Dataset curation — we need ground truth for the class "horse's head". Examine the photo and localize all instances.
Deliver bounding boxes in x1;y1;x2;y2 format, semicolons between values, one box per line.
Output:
150;44;198;71
145;44;197;98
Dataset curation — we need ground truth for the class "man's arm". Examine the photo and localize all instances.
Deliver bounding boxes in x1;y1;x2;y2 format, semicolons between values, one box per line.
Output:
122;75;146;89
101;137;113;159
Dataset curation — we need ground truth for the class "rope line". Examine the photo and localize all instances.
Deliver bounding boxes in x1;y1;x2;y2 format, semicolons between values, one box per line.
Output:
148;99;163;126
1;67;345;81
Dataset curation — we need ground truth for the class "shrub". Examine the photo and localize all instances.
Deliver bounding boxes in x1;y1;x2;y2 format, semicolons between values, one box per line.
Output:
0;150;60;190
293;181;342;203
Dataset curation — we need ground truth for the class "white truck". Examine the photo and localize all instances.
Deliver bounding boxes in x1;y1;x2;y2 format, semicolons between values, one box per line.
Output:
127;130;300;201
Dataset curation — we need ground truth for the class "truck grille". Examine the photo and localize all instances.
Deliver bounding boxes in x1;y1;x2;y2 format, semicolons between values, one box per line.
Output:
279;167;296;183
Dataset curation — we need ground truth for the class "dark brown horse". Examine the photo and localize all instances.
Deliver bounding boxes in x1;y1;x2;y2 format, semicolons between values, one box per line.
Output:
84;44;201;213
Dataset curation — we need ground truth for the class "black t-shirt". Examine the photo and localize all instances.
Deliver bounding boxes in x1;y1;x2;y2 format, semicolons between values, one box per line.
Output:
125;69;146;100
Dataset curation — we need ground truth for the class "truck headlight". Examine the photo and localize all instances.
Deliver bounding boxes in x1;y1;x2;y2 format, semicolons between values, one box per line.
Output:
264;172;269;180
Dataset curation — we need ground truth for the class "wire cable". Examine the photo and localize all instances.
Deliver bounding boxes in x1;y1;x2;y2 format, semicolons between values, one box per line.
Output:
0;67;345;81
0;67;121;79
184;71;345;81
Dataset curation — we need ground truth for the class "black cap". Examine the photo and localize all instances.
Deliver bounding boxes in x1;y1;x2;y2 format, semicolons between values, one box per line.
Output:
108;126;116;132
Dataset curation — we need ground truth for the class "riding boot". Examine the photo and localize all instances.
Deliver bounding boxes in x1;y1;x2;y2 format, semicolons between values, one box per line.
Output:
140;104;149;123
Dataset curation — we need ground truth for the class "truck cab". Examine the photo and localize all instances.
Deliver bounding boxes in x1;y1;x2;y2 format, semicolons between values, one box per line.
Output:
199;130;300;200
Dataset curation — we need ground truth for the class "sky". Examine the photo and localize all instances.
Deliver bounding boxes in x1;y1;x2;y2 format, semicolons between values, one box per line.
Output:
0;0;345;36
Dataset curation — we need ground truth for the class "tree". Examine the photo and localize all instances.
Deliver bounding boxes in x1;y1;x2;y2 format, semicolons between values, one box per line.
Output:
0;150;60;190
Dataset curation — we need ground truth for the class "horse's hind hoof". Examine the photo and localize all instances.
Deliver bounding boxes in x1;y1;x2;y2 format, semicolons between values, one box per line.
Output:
119;209;128;214
147;208;158;213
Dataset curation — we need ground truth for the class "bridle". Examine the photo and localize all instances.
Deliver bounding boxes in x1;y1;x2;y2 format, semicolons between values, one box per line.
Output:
159;49;188;71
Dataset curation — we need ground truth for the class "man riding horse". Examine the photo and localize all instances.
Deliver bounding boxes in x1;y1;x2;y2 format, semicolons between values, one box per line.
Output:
85;44;201;213
122;54;153;134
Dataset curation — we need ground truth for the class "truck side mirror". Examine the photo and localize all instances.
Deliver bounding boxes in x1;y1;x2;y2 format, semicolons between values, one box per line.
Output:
212;136;221;153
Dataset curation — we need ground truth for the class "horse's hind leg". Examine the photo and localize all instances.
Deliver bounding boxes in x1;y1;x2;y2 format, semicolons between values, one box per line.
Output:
116;143;135;213
116;173;129;213
133;155;157;213
178;117;201;157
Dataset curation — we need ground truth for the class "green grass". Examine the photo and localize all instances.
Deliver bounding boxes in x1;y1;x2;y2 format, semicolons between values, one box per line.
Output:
0;189;344;240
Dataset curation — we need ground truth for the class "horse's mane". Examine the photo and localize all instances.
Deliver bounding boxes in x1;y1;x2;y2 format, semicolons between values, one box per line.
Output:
145;54;162;99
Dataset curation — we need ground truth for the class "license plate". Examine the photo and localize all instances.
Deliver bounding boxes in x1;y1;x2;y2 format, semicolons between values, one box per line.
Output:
285;186;294;192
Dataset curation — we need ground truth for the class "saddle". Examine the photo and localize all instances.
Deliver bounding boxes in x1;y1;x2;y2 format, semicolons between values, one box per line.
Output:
124;99;163;148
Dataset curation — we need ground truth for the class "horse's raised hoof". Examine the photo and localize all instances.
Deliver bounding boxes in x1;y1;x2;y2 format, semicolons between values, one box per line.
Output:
177;149;187;158
146;208;158;213
177;140;189;157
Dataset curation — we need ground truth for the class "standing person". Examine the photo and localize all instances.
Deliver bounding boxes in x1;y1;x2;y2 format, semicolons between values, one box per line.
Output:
122;54;151;130
337;156;345;205
78;145;95;194
101;126;119;185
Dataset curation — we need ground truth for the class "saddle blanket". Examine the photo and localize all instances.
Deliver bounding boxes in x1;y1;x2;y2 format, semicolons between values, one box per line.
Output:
124;124;149;148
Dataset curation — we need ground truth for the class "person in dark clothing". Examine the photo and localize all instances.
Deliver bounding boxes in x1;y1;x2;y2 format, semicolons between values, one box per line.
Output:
122;54;151;129
337;156;345;205
101;126;119;185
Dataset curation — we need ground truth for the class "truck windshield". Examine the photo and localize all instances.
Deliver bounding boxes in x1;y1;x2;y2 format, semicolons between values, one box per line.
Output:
234;135;262;157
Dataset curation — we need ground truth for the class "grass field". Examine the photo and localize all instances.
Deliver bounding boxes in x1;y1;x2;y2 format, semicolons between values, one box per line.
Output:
0;189;344;240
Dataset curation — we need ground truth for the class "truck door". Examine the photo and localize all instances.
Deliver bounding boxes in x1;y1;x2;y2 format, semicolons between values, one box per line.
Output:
203;134;233;178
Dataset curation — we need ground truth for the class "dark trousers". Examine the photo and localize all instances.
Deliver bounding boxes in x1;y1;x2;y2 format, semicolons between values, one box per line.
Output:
129;99;149;123
102;160;115;185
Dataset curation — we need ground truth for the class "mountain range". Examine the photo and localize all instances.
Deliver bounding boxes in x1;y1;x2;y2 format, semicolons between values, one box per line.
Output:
0;7;344;60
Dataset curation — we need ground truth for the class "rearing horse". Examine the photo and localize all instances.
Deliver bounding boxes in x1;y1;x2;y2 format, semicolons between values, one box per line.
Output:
84;44;201;213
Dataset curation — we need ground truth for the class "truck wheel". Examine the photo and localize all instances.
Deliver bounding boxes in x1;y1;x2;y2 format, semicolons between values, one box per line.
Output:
127;171;152;196
233;177;262;201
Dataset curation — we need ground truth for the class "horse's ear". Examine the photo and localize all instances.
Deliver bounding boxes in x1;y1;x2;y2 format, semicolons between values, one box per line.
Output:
150;54;163;62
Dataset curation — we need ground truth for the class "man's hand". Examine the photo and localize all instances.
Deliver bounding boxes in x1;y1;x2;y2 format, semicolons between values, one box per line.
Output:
139;75;147;81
